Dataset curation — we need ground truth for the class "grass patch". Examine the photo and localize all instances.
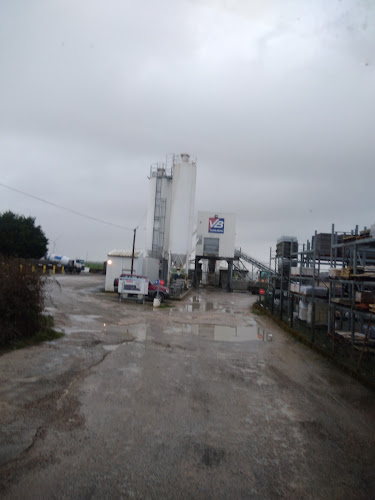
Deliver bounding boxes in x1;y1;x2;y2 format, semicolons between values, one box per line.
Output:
0;315;63;353
159;302;174;309
34;315;64;342
251;303;265;315
87;261;105;271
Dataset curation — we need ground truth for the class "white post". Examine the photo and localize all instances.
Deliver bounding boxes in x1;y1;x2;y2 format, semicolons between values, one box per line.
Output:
167;250;172;286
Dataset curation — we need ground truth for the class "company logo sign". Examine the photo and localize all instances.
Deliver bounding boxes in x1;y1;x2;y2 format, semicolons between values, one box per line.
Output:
208;217;224;234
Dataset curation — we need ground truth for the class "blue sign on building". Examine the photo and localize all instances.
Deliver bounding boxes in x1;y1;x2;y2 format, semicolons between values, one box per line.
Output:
208;217;225;234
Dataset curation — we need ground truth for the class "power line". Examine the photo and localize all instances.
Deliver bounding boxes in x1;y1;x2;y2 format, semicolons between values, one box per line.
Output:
0;181;133;231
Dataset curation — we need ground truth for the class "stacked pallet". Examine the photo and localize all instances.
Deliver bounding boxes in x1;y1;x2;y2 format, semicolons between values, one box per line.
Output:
276;236;298;258
290;282;300;294
335;331;375;346
312;233;331;256
337;266;375;281
360;228;371;238
290;267;315;277
343;231;373;243
307;302;329;326
340;267;352;279
312;233;344;258
328;268;341;279
355;291;375;304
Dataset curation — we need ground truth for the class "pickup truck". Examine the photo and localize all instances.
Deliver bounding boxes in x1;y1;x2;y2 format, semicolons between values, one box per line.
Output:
114;274;170;301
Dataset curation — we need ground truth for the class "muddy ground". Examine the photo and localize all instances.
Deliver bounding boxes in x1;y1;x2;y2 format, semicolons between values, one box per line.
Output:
0;274;375;499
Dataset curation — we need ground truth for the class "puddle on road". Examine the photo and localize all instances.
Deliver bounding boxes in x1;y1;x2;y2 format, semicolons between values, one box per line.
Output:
102;323;147;342
63;327;103;335
68;314;103;323
45;306;58;314
185;295;206;312
184;303;217;312
60;314;105;335
167;322;273;343
180;296;234;313
102;344;120;352
100;324;148;351
98;316;272;346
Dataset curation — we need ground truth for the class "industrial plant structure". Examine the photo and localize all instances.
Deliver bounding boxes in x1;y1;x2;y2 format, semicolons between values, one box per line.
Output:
194;211;237;291
105;153;274;293
145;153;197;282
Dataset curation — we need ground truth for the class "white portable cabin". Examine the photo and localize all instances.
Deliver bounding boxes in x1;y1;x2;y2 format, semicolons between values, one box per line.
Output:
105;250;143;292
105;250;160;292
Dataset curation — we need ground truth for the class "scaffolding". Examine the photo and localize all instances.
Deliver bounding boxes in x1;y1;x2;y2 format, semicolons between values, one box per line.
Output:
149;165;172;260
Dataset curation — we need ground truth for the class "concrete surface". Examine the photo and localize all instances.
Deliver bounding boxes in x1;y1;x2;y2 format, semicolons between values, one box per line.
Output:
0;274;374;499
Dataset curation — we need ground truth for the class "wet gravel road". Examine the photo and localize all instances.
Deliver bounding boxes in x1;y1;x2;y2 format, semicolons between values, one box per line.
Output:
0;274;375;499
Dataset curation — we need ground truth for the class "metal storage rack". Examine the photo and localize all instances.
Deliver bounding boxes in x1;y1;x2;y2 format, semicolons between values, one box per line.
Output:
287;232;332;341
264;224;375;382
267;237;297;321
268;230;342;341
267;226;375;338
328;225;375;356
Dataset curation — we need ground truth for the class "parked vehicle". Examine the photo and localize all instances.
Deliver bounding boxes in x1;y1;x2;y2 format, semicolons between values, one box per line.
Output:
47;254;85;273
114;274;170;301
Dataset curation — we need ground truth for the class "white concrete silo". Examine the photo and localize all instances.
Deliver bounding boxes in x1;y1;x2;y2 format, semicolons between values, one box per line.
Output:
145;154;196;281
168;153;197;271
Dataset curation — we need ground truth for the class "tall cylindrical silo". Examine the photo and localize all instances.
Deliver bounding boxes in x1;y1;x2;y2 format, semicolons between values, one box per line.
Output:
168;154;197;269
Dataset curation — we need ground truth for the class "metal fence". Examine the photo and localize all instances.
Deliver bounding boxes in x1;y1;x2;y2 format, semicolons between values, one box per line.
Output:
258;292;375;387
169;280;185;298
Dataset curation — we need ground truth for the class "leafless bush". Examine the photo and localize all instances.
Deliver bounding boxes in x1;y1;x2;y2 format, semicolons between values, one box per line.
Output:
0;257;47;346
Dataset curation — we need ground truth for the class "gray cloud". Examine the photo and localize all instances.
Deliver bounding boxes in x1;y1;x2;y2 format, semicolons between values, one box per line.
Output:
0;0;374;263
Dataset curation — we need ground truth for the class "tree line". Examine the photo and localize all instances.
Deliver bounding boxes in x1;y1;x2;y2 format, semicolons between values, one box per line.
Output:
0;210;48;259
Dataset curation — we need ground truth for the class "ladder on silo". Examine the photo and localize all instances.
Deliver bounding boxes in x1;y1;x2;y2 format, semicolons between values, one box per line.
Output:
151;173;167;259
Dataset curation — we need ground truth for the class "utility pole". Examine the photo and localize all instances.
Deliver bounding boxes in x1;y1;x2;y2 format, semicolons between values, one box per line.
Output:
130;227;137;275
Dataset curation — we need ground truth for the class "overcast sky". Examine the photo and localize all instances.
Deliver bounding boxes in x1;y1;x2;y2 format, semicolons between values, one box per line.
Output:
1;0;374;264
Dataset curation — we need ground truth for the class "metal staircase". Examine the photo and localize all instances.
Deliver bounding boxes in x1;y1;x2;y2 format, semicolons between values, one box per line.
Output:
234;249;275;276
